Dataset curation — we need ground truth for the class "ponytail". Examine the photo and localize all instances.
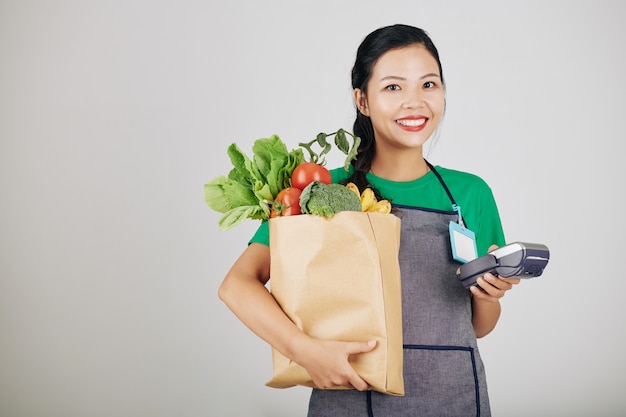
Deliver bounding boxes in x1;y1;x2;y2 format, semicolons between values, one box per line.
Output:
343;112;386;201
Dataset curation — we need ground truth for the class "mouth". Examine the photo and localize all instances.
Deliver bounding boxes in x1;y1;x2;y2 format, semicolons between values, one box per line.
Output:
396;118;426;127
396;117;427;131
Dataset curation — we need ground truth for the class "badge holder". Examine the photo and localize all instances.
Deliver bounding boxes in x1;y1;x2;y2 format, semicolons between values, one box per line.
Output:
449;204;478;264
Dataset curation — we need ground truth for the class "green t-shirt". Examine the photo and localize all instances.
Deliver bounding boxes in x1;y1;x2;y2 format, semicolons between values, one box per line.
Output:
249;165;505;256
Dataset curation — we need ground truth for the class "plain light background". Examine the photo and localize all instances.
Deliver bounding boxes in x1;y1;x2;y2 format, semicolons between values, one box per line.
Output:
1;1;625;416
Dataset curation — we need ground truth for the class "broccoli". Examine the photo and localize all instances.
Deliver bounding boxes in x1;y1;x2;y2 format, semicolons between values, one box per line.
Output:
299;181;362;218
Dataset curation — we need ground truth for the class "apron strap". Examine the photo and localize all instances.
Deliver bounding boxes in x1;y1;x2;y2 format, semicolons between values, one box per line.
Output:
425;159;467;227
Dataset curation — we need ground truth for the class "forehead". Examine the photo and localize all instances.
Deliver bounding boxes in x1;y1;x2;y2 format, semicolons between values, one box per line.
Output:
371;44;440;78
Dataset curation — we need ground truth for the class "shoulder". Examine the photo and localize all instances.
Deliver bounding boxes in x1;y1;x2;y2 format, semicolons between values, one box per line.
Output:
434;166;493;193
330;166;353;184
249;220;270;246
433;165;499;211
435;166;488;183
435;166;505;252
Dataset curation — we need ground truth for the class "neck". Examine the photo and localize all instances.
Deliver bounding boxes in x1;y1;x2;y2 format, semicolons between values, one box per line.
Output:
370;152;430;181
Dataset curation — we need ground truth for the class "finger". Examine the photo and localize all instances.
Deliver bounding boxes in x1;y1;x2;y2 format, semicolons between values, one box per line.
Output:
476;276;505;298
470;284;497;301
483;273;520;291
347;340;377;355
345;341;376;391
479;273;501;289
501;277;521;285
343;369;371;391
470;284;487;298
483;273;514;291
349;377;372;391
492;276;522;291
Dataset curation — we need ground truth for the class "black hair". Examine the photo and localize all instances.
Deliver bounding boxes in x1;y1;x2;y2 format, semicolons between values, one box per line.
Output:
346;24;445;196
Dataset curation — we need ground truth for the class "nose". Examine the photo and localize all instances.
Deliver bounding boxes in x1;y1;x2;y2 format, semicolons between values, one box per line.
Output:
402;89;425;109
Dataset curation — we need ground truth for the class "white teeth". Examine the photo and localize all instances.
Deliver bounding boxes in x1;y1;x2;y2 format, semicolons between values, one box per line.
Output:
397;118;426;127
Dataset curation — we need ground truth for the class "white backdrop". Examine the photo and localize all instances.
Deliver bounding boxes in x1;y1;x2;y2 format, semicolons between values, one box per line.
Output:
1;1;625;416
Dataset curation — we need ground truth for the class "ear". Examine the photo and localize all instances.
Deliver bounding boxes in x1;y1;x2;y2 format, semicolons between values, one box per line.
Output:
353;88;370;116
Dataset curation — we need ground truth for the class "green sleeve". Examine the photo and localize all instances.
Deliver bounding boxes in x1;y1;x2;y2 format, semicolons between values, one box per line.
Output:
438;167;505;256
473;187;505;256
249;220;270;246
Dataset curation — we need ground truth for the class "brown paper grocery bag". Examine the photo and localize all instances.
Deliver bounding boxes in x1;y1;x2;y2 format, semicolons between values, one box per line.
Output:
266;211;404;396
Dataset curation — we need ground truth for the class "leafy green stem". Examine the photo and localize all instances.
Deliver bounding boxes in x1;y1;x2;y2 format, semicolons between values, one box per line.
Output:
298;128;361;171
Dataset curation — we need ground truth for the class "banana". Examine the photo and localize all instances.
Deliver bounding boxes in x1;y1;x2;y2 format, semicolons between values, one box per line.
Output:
346;182;360;198
360;188;377;212
345;182;392;214
369;199;392;213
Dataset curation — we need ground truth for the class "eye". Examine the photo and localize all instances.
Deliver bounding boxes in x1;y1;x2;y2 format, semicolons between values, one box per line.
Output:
423;81;437;89
385;84;401;91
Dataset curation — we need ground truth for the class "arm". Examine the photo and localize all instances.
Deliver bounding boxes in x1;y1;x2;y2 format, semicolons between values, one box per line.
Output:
470;273;519;337
470;245;520;338
218;242;375;390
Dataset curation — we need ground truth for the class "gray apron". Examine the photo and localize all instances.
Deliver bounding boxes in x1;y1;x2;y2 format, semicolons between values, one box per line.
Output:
308;169;491;417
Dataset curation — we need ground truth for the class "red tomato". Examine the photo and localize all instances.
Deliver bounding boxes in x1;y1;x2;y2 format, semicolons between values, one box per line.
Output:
271;187;302;217
291;162;332;190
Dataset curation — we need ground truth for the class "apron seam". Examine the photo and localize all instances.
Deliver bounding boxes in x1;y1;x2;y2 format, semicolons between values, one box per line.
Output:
366;390;373;417
403;344;472;351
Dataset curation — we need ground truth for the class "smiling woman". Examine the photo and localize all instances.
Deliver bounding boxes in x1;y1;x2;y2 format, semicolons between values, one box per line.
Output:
354;44;446;180
218;24;518;417
1;1;624;416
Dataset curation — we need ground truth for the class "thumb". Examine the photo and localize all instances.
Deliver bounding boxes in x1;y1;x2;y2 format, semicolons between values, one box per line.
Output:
347;340;377;355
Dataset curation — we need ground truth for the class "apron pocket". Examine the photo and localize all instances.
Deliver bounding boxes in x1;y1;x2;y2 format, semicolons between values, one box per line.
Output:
401;345;482;417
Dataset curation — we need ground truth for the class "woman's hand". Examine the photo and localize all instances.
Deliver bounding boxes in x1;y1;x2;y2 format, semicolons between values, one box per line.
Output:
294;337;377;391
470;272;521;302
470;244;520;303
470;244;521;337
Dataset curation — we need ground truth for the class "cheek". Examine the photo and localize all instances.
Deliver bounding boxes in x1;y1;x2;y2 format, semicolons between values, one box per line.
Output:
430;95;446;117
369;93;397;116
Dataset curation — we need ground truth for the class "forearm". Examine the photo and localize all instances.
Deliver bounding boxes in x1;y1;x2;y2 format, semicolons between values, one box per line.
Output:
470;272;520;337
471;296;501;338
221;277;309;359
218;244;309;362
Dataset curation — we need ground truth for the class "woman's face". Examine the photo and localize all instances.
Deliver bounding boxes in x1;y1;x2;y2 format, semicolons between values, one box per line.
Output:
355;44;445;153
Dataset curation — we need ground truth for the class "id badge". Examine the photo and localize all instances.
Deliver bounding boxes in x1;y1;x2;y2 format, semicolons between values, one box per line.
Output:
449;221;478;263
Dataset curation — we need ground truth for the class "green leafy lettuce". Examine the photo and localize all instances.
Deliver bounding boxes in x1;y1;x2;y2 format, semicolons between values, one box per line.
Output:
204;135;304;230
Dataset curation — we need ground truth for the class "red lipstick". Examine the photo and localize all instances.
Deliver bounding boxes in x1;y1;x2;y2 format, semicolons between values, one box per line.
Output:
396;116;428;132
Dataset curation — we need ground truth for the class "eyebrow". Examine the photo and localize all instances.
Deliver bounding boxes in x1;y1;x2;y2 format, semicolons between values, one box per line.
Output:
379;73;440;82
